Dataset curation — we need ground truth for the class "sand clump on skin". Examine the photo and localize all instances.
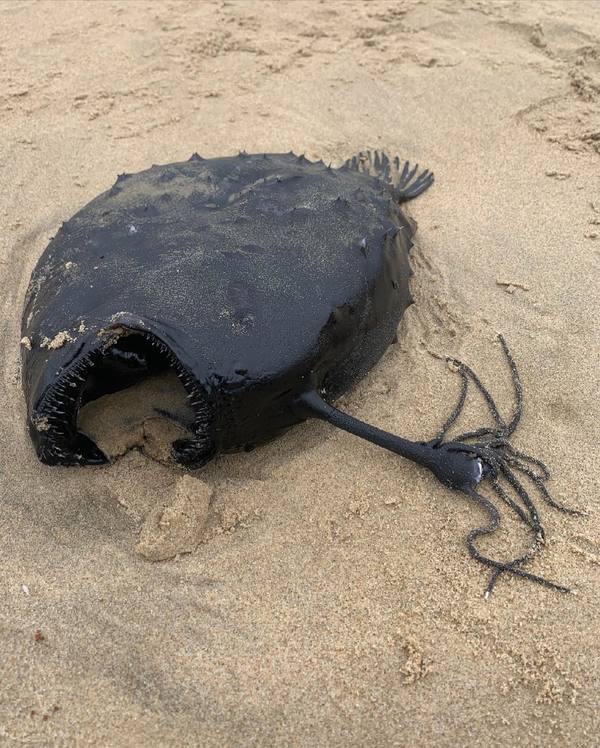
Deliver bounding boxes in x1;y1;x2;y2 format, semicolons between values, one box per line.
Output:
39;330;75;349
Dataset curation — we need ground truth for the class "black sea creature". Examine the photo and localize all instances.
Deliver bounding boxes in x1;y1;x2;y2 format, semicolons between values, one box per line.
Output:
21;151;580;595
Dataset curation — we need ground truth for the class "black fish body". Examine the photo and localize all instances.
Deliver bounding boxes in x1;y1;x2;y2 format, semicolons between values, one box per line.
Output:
21;151;432;468
21;151;578;596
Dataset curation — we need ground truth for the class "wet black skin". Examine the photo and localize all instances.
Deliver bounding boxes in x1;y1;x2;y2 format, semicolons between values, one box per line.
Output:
21;151;433;471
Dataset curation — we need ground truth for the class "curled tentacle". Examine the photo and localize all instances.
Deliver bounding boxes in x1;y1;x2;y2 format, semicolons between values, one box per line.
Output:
432;335;579;596
447;441;545;539
432;366;468;443
503;454;585;516
463;488;570;597
488;440;551;480
304;335;578;597
497;460;544;535
498;333;523;436
490;476;536;530
449;357;507;436
447;333;522;443
483;532;546;598
455;426;506;442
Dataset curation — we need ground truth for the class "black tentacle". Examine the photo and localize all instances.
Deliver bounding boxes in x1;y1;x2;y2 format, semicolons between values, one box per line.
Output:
488;440;551;480
432;366;469;443
503;454;584;516
483;534;545;598
430;336;579;597
498;333;523;436
304;334;578;598
497;461;544;536
463;488;570;597
490;476;535;530
450;358;506;437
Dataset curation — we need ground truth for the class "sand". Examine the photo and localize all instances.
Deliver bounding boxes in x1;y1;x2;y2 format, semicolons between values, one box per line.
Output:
1;0;599;744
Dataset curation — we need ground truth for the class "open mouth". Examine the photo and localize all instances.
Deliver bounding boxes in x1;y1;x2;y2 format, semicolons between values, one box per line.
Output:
32;327;214;468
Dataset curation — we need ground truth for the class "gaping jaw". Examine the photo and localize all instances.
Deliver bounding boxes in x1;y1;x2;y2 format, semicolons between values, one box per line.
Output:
28;327;215;469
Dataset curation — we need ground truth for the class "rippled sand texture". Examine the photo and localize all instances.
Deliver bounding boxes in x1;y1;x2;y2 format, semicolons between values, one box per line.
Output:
1;1;599;745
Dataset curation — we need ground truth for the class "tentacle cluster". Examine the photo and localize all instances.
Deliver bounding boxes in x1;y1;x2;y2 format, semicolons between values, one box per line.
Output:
431;335;583;597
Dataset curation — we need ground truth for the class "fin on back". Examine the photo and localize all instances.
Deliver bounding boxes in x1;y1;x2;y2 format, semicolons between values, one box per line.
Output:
342;150;434;203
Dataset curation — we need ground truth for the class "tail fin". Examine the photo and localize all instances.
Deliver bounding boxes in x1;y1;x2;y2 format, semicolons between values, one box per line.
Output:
342;150;434;202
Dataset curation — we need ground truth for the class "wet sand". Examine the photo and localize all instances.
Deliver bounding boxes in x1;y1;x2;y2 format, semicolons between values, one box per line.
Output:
1;1;599;744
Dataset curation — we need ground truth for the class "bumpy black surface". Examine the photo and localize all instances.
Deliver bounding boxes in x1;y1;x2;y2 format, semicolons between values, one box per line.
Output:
21;151;431;467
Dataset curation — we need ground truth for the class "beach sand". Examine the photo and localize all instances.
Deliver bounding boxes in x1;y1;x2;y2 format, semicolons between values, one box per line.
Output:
1;1;599;744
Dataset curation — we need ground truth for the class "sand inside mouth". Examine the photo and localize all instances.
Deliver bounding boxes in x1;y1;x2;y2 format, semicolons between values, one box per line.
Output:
77;370;195;463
